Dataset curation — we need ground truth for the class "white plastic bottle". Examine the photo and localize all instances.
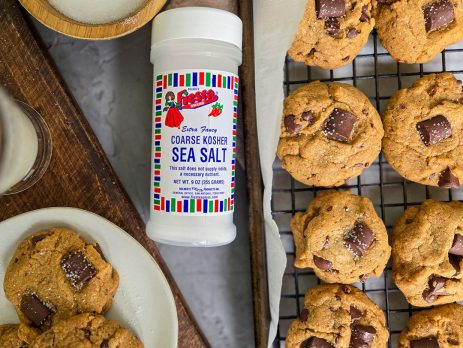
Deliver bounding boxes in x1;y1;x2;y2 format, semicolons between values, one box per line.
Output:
147;7;243;246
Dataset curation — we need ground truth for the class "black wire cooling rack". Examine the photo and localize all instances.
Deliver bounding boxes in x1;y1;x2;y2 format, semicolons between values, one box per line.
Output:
271;31;463;347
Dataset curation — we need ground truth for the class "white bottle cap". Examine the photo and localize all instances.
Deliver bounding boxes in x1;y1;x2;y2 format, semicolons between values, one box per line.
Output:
151;7;243;51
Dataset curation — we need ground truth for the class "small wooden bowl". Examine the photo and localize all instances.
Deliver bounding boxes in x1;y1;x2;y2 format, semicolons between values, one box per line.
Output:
19;0;167;40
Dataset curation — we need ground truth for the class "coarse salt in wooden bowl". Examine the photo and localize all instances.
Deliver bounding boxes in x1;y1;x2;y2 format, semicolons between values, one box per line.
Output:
18;0;167;40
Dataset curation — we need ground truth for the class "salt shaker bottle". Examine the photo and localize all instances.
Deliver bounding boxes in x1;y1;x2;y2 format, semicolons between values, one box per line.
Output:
147;7;243;246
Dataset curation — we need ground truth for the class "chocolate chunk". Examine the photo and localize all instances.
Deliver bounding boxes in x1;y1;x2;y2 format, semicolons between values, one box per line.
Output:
360;5;370;22
325;17;340;36
61;251;96;290
410;337;440;348
313;255;333;271
20;294;53;327
302;111;315;123
284;115;302;134
301;337;336;348
429;277;447;292
94;243;107;262
423;0;454;33
438;168;459;188
347;28;358;38
299;308;309;322
349;325;376;348
83;328;91;339
31;233;49;245
344;222;375;258
449;236;463;276
416;115;452;146
323;108;357;143
349;306;363;323
359;274;369;282
449;255;461;276
422;277;450;303
316;0;346;18
449;234;463;256
101;340;109;348
342;285;352;294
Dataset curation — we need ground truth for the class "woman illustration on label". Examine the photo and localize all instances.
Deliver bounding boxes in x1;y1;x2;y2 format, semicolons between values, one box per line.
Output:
163;91;184;129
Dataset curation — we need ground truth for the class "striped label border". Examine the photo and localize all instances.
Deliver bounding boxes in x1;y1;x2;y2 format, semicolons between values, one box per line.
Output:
153;70;239;214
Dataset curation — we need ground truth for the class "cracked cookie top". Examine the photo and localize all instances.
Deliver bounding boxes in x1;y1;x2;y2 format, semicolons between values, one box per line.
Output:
30;313;143;348
383;73;463;188
277;81;383;187
4;228;119;330
398;304;463;348
288;0;375;69
286;284;389;348
375;0;463;64
393;200;463;307
0;324;39;347
291;190;391;284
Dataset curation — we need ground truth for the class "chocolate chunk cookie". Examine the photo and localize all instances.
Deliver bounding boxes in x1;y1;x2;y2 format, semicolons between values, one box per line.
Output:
375;0;463;64
30;313;143;348
286;284;389;348
289;0;375;69
4;228;119;329
0;324;38;347
393;200;463;307
277;81;383;187
398;304;463;348
383;73;463;188
291;190;391;284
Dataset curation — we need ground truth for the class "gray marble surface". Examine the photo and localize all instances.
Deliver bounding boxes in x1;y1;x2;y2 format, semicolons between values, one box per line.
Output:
33;19;254;348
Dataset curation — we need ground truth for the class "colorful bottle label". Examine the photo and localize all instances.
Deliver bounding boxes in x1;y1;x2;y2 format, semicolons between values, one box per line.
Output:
152;69;239;215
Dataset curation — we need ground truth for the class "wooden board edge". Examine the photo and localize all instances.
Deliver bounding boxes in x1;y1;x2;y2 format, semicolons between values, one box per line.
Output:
1;3;210;347
239;1;271;347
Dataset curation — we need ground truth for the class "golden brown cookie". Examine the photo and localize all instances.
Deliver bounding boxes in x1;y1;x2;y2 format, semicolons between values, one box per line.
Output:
30;313;143;348
286;284;389;348
291;190;391;284
375;0;463;64
4;228;119;330
383;73;463;188
398;304;463;348
392;200;463;307
0;324;38;348
289;0;375;69
277;81;383;187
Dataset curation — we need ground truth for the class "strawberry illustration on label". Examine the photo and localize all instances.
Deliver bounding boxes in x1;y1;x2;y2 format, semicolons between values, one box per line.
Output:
208;102;223;117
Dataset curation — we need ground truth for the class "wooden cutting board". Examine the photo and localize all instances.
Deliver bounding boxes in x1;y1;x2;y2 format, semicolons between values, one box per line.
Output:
0;1;209;346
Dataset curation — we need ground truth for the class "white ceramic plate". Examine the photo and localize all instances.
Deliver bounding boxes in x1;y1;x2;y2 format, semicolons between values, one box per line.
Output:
0;207;178;348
